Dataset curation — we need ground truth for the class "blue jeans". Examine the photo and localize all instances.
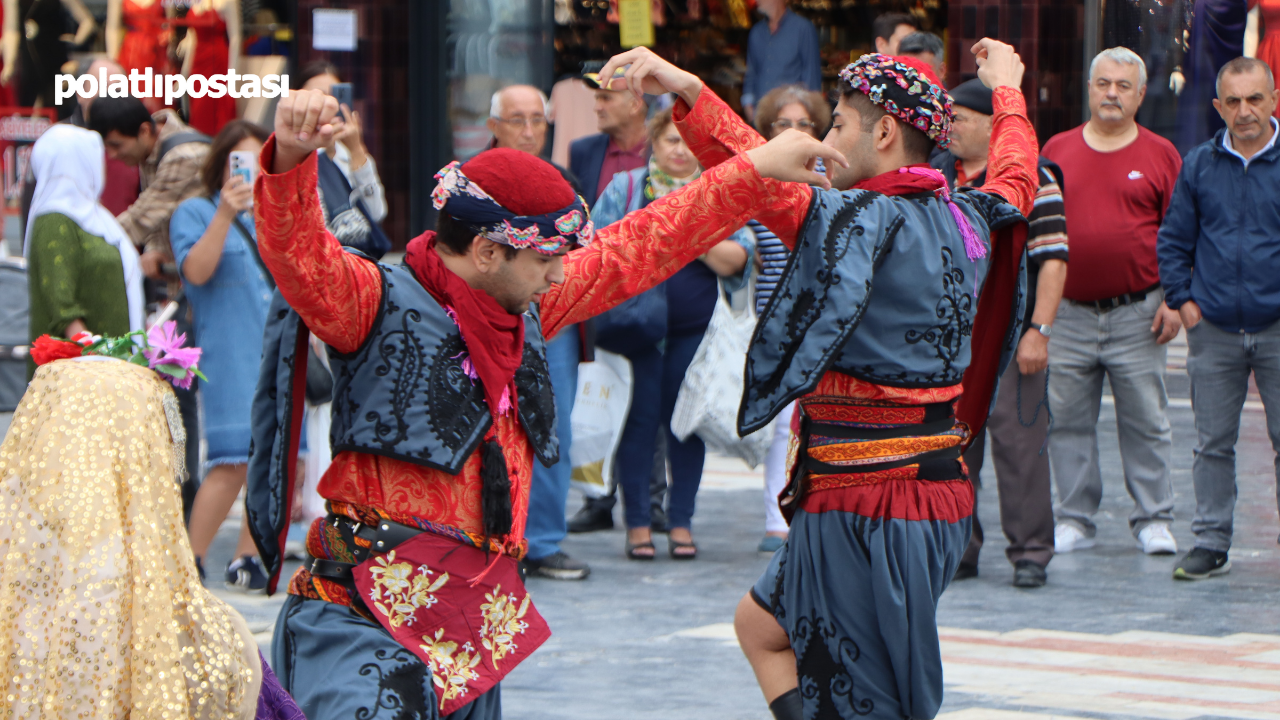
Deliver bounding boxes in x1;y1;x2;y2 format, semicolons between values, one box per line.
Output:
525;328;579;560
1186;318;1280;551
618;331;707;530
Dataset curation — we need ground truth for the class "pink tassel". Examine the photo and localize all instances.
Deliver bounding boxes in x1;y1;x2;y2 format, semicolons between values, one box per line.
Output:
496;386;513;415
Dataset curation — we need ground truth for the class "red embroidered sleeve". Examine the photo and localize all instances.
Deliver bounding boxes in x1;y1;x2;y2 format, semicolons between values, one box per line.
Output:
539;153;769;338
976;88;1039;217
672;88;812;250
255;137;382;354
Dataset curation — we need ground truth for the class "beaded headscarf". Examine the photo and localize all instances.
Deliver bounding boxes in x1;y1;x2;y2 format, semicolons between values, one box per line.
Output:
838;53;954;149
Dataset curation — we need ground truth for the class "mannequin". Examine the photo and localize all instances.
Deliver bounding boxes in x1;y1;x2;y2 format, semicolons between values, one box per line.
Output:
105;0;173;113
1;0;95;114
1168;0;1257;152
176;0;240;136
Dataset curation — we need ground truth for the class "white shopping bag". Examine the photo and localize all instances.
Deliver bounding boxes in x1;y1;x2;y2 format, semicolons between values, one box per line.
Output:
569;349;633;498
670;290;774;468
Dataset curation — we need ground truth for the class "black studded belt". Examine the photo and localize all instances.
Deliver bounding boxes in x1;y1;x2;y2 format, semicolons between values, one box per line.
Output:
308;514;427;585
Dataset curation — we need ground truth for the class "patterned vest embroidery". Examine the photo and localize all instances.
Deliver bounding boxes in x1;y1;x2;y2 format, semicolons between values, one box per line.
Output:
328;263;558;473
740;188;1025;435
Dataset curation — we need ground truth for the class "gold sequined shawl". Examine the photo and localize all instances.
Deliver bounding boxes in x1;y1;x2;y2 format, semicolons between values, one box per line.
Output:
0;358;262;720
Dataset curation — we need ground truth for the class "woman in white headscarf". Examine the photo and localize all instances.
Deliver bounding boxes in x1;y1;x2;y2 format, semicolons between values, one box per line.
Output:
24;123;143;376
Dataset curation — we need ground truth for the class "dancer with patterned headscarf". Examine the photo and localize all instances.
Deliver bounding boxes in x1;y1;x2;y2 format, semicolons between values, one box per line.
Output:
246;83;849;718
595;40;1037;719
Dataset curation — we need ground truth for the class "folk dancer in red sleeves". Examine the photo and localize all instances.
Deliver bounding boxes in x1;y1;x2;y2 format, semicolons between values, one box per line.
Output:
593;39;1038;720
244;86;846;718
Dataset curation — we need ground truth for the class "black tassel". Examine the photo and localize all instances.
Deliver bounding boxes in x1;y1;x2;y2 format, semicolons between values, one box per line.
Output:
480;438;513;537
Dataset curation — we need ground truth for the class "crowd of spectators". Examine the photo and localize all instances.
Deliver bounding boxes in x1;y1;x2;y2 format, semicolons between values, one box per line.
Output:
17;8;1280;595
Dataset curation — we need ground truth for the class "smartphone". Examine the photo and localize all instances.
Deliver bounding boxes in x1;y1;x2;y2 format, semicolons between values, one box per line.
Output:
229;151;257;207
330;82;353;113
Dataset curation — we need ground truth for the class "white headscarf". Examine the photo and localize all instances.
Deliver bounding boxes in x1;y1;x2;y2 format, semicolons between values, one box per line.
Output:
24;124;144;332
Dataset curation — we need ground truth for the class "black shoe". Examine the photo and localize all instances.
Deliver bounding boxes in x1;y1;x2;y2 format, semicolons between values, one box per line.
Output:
522;551;591;580
953;562;978;581
567;499;614;533
1012;559;1047;588
225;555;268;593
1173;547;1231;580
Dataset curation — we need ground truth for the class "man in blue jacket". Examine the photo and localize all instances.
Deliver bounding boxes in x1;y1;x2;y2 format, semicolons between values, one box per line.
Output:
1157;56;1280;581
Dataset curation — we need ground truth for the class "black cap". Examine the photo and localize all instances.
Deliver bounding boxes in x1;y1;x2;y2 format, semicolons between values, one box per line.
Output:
949;78;993;116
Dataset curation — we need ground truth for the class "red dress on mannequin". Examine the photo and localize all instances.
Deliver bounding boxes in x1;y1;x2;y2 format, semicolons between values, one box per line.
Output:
118;0;171;112
181;4;236;136
1257;0;1280;118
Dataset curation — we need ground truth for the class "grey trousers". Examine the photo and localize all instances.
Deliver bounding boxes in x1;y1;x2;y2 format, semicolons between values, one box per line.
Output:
1048;290;1175;537
961;359;1056;568
1185;318;1280;552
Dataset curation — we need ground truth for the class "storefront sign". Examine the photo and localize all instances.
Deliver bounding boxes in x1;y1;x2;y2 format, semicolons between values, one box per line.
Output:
618;0;654;48
312;8;358;51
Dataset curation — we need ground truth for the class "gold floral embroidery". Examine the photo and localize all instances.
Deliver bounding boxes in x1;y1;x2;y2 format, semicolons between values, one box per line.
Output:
479;584;531;666
420;629;483;705
366;550;450;628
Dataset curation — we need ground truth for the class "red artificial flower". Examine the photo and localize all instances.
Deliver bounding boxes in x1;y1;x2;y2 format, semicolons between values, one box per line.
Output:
30;335;85;365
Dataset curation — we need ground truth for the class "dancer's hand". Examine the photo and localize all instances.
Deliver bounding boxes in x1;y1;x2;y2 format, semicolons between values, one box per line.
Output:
744;129;848;190
972;38;1025;91
273;88;341;174
597;47;703;107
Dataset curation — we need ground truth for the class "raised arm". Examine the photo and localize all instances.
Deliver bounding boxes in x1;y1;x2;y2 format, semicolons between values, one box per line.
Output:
971;39;1038;217
974;87;1038;216
254;90;382;354
540;129;845;337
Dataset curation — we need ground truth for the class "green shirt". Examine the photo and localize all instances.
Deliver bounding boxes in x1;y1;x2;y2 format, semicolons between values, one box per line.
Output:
27;212;131;376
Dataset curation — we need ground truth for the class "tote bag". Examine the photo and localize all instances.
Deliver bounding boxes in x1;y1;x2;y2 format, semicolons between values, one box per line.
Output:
670;288;774;468
569;350;633;498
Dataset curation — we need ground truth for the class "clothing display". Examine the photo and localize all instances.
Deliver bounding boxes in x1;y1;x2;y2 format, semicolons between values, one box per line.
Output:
249;144;764;719
1256;0;1280;118
671;53;1036;717
118;0;172;112
1173;0;1253;154
17;0;67;112
181;2;238;136
0;358;263;719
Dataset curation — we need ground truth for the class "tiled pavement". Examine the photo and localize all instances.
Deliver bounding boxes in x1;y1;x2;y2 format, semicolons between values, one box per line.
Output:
207;336;1280;719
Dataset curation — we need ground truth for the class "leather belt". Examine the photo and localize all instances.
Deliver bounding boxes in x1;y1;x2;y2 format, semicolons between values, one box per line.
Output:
308;515;428;586
1072;283;1160;312
802;443;964;476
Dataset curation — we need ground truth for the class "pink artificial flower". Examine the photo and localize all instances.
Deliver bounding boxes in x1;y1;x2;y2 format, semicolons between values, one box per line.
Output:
144;320;202;371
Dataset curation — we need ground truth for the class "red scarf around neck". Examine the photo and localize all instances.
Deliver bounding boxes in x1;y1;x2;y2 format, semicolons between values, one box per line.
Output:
853;163;939;196
404;232;525;416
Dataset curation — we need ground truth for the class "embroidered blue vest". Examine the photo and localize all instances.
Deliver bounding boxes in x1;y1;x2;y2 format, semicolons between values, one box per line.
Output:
327;263;559;473
739;187;1027;434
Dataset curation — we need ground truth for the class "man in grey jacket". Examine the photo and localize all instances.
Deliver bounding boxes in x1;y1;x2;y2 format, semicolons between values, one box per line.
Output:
1157;57;1280;581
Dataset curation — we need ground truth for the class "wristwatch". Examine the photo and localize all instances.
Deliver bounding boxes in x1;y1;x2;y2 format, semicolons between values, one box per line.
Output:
1034;323;1052;338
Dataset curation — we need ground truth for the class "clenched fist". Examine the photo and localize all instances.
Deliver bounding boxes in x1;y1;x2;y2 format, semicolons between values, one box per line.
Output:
272;88;341;174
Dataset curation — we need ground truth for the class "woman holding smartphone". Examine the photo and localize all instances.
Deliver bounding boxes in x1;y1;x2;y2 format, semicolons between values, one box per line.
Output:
169;119;274;592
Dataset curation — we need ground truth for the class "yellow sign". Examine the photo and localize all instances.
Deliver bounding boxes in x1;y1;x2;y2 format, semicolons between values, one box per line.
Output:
618;0;654;48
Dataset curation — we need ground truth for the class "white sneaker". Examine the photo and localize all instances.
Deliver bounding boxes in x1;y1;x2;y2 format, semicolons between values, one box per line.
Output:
1054;523;1095;553
1138;523;1178;555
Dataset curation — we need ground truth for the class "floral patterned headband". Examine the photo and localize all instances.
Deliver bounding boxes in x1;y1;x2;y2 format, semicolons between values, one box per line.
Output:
431;162;596;254
31;321;205;389
838;53;954;149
